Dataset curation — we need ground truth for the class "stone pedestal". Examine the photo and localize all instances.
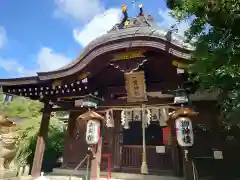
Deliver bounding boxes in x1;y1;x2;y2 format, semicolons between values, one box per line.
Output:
0;170;18;179
0;116;20;179
20;175;33;180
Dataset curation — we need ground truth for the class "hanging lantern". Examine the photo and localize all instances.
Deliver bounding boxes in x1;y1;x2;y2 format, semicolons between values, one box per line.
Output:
86;120;101;145
175;117;194;147
77;110;104;145
173;88;189;105
75;94;101;108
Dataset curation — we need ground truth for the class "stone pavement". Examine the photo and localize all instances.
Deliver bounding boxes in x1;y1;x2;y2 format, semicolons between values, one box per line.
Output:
51;168;184;180
45;175;184;180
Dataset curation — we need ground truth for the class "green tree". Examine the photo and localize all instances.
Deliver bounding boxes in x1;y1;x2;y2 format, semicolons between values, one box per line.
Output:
0;94;66;170
167;0;240;125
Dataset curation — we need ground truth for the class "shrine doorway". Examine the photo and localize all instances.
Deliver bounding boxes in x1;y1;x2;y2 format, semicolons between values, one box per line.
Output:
121;121;173;171
122;121;164;145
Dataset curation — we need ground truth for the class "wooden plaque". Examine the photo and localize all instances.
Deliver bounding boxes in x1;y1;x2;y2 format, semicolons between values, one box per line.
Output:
124;71;147;102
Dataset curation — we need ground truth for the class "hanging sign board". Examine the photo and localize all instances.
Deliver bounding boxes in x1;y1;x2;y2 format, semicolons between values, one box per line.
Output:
175;117;194;147
213;150;223;160
75;99;98;108
86;120;101;145
156;146;166;153
124;71;147;102
174;96;189;104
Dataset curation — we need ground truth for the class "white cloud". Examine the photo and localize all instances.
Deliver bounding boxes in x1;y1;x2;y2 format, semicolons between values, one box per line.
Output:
158;9;190;36
73;8;122;47
54;0;104;22
0;26;7;49
0;59;25;75
54;0;121;47
0;58;36;77
37;47;71;72
0;47;72;77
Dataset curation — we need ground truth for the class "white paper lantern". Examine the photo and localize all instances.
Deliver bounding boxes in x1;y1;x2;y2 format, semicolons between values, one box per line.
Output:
175;117;194;147
86;120;101;145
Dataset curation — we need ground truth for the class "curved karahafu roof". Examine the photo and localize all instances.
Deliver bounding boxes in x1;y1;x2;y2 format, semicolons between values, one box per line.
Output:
0;5;193;93
37;7;193;81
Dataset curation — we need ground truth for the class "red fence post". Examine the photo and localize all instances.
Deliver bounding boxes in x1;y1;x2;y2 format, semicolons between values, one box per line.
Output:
102;154;112;179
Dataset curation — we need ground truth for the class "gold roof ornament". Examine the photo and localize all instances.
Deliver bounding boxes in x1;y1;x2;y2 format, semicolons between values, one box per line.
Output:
138;4;144;16
121;4;127;12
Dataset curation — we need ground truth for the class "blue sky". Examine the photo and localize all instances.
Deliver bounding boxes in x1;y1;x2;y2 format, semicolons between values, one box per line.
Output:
0;0;188;78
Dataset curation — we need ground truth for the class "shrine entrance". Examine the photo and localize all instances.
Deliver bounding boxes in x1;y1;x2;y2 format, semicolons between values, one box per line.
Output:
121;121;173;171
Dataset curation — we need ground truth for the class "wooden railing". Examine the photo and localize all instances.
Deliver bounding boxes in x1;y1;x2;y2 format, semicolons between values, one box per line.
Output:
121;145;173;170
121;145;142;168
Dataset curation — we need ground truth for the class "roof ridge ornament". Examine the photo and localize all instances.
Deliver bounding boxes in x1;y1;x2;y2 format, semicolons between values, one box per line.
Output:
109;4;154;32
120;4;129;28
138;4;144;16
165;24;178;42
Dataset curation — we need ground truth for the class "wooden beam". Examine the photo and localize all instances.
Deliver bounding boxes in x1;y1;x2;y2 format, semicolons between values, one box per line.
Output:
51;97;174;112
100;97;173;107
31;103;52;177
102;82;178;96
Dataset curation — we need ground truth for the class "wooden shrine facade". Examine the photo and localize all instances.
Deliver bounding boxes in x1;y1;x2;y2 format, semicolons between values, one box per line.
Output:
0;5;221;178
63;101;219;173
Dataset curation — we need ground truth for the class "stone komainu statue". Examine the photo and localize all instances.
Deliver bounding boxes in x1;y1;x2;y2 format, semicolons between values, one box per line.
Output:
0;115;18;170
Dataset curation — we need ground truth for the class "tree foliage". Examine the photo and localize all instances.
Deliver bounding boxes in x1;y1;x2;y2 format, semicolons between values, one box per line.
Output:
167;0;240;125
0;94;66;170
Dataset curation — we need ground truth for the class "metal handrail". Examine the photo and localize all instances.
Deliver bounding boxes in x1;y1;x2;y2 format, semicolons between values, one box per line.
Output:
68;155;89;180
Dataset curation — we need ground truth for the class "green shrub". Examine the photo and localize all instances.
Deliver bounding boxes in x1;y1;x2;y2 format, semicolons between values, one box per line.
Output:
0;94;67;170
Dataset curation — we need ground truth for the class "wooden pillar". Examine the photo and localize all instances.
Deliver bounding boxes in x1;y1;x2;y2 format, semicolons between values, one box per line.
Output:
62;112;76;167
171;121;181;176
31;103;52;177
107;125;115;168
90;137;102;180
112;111;121;170
182;148;195;180
141;104;148;174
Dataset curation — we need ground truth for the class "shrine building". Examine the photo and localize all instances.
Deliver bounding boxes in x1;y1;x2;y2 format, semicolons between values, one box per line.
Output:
0;5;221;179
